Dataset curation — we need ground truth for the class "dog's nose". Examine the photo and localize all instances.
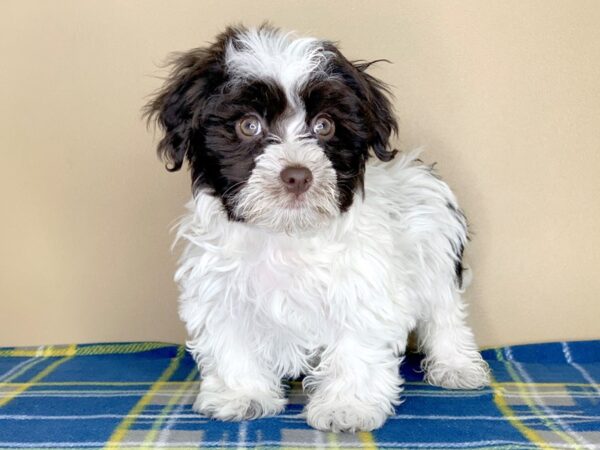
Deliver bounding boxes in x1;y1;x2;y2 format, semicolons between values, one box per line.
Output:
280;166;313;195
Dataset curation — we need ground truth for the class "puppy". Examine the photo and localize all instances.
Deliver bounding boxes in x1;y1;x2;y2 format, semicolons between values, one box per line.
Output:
146;25;490;432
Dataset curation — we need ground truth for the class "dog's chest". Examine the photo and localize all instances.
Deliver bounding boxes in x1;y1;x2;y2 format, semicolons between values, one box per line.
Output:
230;222;397;335
245;234;340;313
179;191;404;344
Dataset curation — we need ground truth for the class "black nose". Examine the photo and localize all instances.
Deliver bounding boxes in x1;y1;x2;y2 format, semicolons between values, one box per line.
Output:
280;166;313;194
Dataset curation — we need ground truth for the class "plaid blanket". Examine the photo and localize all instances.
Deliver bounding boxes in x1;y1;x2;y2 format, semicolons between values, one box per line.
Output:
0;341;599;449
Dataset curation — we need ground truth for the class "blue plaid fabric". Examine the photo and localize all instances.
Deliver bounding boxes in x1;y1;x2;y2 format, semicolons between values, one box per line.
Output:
0;341;599;449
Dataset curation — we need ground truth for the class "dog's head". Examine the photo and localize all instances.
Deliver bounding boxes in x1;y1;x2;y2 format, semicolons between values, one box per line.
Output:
146;25;397;233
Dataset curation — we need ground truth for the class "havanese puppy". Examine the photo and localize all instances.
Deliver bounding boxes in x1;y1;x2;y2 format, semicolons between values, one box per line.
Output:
145;24;490;432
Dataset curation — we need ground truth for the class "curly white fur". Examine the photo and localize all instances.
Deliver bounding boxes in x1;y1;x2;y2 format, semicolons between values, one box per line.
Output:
225;27;331;101
174;151;490;432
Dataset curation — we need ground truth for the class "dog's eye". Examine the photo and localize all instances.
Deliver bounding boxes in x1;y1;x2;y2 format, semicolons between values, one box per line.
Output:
236;115;263;139
311;115;335;140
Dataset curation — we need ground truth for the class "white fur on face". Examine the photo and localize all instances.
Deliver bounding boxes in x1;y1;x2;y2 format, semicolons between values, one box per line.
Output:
233;139;339;233
225;27;332;102
224;28;341;233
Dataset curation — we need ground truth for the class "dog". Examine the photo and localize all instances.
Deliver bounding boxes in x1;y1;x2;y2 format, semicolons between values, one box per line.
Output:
145;24;490;432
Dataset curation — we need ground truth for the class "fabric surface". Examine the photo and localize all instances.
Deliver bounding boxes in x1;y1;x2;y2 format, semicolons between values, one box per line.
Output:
0;341;599;449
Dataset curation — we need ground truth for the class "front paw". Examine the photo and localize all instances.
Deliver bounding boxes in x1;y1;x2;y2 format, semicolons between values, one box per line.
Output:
306;398;390;432
193;379;286;420
424;357;491;389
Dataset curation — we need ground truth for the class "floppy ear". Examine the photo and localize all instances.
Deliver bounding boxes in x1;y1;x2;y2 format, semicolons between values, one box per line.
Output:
352;61;398;161
144;47;224;172
326;44;398;161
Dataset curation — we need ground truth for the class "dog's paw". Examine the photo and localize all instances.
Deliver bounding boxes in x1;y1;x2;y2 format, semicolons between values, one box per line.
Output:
306;399;389;432
193;378;286;420
193;392;285;420
424;358;491;389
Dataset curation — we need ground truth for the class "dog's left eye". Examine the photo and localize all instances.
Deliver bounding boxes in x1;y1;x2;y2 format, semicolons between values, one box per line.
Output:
311;115;335;140
236;115;263;139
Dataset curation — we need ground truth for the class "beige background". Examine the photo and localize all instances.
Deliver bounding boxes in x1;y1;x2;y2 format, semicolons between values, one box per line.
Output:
1;0;599;348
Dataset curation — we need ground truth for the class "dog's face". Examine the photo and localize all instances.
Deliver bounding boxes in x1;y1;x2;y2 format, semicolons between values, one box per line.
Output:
146;25;397;233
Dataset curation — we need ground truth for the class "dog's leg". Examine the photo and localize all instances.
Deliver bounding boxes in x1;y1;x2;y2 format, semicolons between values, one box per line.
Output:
189;324;286;420
305;335;402;432
418;287;490;389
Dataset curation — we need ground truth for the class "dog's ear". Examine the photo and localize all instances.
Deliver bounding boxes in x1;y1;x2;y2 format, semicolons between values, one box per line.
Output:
144;46;225;172
326;45;398;161
352;61;398;161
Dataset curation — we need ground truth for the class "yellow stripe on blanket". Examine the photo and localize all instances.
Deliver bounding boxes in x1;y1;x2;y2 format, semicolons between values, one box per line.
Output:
103;345;186;449
491;377;550;450
357;431;378;450
0;344;77;408
140;366;199;446
0;342;173;357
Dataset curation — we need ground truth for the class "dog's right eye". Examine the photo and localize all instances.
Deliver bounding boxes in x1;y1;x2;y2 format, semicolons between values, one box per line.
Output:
311;114;335;141
236;115;263;139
